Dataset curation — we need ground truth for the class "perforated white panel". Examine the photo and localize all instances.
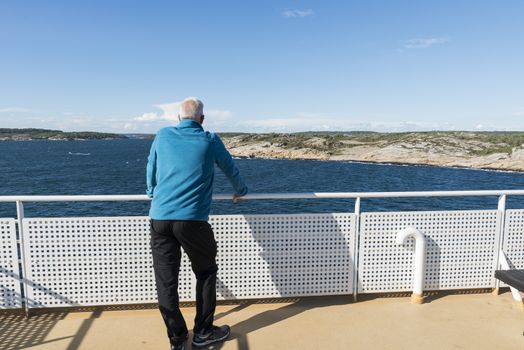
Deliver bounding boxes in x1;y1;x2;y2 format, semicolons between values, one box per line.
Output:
211;213;355;299
503;210;524;270
23;213;355;308
0;218;21;309
22;217;194;308
358;210;501;293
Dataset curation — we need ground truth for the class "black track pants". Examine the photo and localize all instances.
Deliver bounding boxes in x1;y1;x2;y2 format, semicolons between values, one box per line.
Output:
150;219;218;345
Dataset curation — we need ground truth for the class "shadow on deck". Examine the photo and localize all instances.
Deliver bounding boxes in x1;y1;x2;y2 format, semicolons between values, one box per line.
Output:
1;292;523;350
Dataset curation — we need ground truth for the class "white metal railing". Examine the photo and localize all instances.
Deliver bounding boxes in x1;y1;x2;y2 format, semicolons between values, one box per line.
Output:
1;190;523;312
2;189;524;202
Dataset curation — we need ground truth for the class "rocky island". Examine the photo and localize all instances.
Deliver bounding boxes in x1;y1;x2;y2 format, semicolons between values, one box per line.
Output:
0;128;126;141
219;131;524;172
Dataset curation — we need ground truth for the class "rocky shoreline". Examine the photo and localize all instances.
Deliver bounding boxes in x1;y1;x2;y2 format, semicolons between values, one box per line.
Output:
221;132;524;173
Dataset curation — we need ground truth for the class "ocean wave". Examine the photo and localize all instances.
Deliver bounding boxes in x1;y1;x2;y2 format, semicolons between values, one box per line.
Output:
68;152;91;156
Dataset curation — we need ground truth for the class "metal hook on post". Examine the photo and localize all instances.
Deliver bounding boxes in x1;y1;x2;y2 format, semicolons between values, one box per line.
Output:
397;227;427;304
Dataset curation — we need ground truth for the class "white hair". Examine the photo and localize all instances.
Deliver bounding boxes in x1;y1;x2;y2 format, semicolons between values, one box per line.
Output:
179;97;204;121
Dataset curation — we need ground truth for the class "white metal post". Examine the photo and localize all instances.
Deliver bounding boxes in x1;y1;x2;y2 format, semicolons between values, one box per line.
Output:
397;227;427;304
493;195;507;295
15;200;30;316
352;197;361;302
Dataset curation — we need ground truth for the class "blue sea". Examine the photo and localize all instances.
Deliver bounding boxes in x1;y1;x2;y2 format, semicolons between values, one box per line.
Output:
1;139;524;218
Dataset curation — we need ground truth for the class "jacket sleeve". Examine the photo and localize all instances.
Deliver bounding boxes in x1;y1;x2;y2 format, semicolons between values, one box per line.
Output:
214;135;248;196
146;138;157;198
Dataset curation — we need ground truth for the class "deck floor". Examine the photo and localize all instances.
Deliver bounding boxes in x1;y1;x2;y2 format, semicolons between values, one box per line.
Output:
1;292;523;350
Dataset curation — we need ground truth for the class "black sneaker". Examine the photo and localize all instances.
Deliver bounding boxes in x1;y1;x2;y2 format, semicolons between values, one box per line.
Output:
171;343;185;350
171;334;188;350
192;325;231;347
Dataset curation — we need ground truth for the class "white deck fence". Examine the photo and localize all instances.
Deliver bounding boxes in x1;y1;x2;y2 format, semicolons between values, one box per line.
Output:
1;190;524;311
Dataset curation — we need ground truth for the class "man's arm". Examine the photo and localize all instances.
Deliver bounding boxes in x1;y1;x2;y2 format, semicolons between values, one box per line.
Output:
214;135;248;196
146;138;157;198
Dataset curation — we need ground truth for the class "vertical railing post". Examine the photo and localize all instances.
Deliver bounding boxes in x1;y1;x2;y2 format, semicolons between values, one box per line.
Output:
16;200;30;316
493;195;507;295
397;228;427;304
352;197;361;302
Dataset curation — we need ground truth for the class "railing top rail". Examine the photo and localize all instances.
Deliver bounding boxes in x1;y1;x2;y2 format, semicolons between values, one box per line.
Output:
1;189;524;202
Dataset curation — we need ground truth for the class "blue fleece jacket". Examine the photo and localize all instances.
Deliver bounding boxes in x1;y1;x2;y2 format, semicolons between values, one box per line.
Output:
146;119;248;220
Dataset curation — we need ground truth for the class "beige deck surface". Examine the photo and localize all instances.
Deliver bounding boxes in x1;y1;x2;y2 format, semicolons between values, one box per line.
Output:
1;292;523;350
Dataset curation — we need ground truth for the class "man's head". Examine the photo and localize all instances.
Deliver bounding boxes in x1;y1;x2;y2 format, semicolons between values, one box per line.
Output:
179;97;204;124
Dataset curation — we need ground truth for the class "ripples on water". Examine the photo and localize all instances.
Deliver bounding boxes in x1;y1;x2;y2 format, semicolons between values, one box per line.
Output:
1;139;524;218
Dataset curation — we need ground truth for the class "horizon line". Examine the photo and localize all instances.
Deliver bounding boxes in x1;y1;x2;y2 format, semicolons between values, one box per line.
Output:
3;127;524;135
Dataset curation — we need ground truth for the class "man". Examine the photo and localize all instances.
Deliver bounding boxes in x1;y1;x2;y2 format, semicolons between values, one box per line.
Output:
146;97;248;349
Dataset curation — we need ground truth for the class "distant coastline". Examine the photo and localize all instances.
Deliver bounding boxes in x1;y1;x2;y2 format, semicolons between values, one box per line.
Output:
0;128;127;141
3;128;524;172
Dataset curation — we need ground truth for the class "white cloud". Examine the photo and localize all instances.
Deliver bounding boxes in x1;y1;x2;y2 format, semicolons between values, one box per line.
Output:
236;114;456;133
242;117;314;130
403;37;450;49
0;107;37;113
133;102;180;122
472;123;512;131
134;101;232;124
123;123;138;131
0;114;138;133
281;9;314;18
3;111;520;134
155;102;181;120
134;112;162;122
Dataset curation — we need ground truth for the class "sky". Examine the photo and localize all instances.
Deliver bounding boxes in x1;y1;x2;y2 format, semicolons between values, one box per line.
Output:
1;0;523;133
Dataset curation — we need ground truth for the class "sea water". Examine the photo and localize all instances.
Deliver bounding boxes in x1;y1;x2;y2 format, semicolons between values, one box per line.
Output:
1;139;524;218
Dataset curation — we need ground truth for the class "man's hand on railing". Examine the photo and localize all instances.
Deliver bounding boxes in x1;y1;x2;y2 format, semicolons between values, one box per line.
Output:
232;194;244;203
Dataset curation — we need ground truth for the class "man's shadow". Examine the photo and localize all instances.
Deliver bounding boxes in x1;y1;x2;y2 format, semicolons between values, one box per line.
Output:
209;213;355;349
